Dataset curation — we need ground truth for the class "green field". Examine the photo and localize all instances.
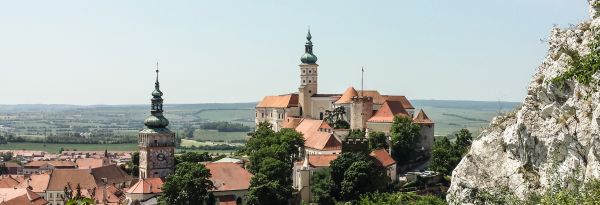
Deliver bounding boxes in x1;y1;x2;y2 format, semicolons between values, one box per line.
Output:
192;129;248;142
0;142;139;153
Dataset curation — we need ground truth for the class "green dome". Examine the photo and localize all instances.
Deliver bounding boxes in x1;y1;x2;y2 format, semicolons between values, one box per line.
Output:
301;53;318;64
144;115;169;128
152;88;163;97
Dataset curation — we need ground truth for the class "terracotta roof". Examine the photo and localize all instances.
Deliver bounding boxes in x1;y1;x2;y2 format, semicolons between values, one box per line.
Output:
17;173;49;193
206;162;253;192
383;95;415;109
94;185;124;204
368;101;410;123
282;117;303;129
218;195;236;205
295;119;341;151
296;154;338;167
370;149;396;167
413;109;433;125
256;94;299;108
126;178;163;194
46;169;97;191
91;164;132;186
76;158;105;169
334;87;359;104
0;175;24;188
24;161;76;168
0;188;48;205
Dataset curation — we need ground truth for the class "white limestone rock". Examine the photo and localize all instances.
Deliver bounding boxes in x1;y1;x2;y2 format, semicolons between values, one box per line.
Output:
447;1;600;204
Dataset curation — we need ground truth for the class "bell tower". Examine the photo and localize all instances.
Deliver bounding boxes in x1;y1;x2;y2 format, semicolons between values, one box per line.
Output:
138;63;175;179
299;29;319;118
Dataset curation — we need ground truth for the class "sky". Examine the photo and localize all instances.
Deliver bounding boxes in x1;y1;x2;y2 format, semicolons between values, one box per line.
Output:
0;0;590;105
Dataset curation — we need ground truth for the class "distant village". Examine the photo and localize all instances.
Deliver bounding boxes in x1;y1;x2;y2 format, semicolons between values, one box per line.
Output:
0;31;451;205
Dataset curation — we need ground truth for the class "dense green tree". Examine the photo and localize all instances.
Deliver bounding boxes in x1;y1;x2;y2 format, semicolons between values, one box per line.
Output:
132;151;140;166
428;137;460;176
358;192;447;205
347;129;366;138
368;131;388;150
390;116;422;164
0;164;8;175
1;152;13;162
245;173;291;205
255;157;291;185
311;169;336;205
159;162;214;205
329;152;387;201
176;151;211;164
454;128;473;154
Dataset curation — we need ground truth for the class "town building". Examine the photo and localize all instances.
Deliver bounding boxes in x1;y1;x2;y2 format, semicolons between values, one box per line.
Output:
0;188;48;205
23;161;77;174
205;162;254;205
138;68;176;179
255;30;435;153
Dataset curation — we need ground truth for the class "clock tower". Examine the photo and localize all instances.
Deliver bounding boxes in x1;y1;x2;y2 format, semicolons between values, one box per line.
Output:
138;64;175;179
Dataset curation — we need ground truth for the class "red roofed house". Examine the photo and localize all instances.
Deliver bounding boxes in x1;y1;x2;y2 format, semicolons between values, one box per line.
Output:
292;153;339;204
205;162;254;205
45;169;98;205
1;162;23;175
124;178;163;205
254;31;434;153
370;149;397;182
0;188;48;205
0;175;24;188
23;161;77;174
293;119;341;155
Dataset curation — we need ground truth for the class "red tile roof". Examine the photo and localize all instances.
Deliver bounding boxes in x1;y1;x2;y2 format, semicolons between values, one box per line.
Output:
1;162;21;168
46;169;97;191
334;87;359;104
0;188;48;205
295;119;341;151
296;154;339;167
256;94;299;108
370;149;396;167
413;109;433;125
0;175;24;188
368;101;410;123
126;178;163;194
76;158;105;169
383;95;415;109
24;161;76;168
282;117;303;129
17;173;49;193
91;164;132;186
205;162;253;192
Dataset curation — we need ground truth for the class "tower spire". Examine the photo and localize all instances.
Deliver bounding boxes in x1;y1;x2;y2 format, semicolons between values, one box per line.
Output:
300;28;317;64
144;63;169;129
155;62;159;85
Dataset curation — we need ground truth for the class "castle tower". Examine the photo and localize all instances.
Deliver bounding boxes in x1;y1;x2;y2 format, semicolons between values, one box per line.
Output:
298;29;319;118
350;96;374;130
138;64;175;179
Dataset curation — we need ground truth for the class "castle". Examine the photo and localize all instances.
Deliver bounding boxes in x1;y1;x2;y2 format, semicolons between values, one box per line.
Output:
255;30;435;153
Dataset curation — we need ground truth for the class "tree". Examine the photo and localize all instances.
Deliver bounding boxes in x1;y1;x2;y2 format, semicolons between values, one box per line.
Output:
176;151;211;164
428;137;460;176
454;128;473;154
132;151;140;166
0;164;8;175
358;192;446;205
368;131;388;150
159;162;214;205
390;116;422;164
245;173;291;205
329;152;387;201
347;129;366;138
324;107;350;129
1;152;12;162
311;169;336;205
255;157;291;185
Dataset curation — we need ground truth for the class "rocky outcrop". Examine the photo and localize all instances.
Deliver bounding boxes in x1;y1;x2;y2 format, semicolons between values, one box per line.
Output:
447;1;600;204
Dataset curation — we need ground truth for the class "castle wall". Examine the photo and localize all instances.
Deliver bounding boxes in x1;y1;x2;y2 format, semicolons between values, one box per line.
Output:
419;124;434;152
350;97;373;130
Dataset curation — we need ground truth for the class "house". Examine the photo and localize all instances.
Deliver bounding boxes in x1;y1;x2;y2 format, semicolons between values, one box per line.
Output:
45;169;98;205
205;162;254;205
76;158;110;170
23;161;77;174
370;149;397;182
124;178;163;205
17;173;50;201
287;119;342;155
0;188;48;205
0;175;25;188
90;164;133;189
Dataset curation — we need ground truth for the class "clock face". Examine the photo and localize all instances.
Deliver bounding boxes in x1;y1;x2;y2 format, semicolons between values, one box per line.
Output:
157;153;166;161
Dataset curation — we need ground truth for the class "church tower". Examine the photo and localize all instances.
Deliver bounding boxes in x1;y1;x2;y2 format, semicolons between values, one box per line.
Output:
138;65;175;179
298;29;319;118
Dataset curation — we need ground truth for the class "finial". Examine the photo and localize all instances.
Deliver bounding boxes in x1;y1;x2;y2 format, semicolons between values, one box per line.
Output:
306;26;312;41
155;62;159;84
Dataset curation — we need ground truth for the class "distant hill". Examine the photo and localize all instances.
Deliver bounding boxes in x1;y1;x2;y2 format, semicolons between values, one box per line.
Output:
411;100;520;111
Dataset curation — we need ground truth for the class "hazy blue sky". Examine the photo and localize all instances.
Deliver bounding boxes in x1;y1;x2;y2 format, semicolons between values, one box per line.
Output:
0;1;590;104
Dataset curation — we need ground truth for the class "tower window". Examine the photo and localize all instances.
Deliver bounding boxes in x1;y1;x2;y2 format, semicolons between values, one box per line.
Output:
303;70;305;73
309;80;312;83
309;90;312;93
309;70;312;73
303;80;306;83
